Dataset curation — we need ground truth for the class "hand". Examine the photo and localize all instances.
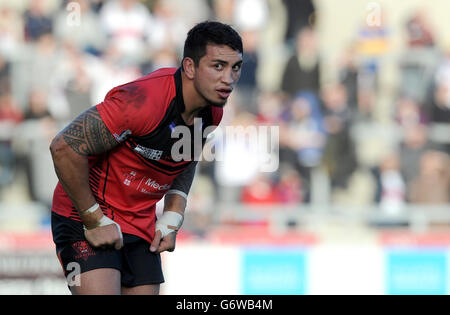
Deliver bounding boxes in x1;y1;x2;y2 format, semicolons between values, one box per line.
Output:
84;222;123;250
149;230;177;254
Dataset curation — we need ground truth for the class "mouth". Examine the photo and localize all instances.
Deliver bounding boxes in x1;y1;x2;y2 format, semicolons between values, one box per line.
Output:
216;88;232;99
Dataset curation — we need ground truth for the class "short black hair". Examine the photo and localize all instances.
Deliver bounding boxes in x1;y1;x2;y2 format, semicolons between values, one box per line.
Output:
183;21;243;68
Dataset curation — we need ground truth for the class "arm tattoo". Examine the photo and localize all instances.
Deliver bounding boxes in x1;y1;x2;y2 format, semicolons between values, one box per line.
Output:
62;107;118;156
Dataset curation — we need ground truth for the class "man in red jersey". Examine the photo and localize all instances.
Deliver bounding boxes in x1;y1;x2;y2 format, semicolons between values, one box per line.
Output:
49;21;243;295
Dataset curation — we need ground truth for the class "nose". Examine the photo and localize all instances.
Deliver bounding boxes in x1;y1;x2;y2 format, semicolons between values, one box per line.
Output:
221;68;234;85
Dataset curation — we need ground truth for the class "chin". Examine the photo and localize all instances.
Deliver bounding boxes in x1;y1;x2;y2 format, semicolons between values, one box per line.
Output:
210;101;226;108
206;97;227;108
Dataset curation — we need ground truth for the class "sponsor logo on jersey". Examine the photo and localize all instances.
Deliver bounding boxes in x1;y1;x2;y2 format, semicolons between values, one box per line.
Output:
144;177;170;191
134;145;163;161
123;171;137;186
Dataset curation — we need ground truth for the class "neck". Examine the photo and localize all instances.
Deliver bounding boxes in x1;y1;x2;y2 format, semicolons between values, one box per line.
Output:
180;71;208;125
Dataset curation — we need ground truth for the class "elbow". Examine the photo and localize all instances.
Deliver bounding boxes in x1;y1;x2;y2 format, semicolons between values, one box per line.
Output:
50;134;86;165
49;134;67;164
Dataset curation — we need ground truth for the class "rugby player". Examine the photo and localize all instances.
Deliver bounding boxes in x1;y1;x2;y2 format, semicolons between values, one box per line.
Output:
49;21;243;295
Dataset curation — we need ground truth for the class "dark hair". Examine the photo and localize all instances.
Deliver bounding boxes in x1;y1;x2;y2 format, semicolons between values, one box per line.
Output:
183;21;243;68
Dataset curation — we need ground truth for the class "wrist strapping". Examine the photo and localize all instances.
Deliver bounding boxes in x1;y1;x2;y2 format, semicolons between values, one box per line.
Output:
80;203;100;215
155;211;184;238
81;203;122;236
83;215;123;235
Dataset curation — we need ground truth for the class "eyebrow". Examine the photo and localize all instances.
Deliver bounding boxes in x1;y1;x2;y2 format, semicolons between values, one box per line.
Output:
211;59;243;67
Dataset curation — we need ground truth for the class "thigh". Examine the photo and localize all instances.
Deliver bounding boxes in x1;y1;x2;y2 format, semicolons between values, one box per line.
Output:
71;268;121;295
121;284;160;295
120;235;165;289
52;212;123;294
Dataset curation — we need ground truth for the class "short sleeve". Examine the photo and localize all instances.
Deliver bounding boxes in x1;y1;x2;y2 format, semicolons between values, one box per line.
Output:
96;81;170;141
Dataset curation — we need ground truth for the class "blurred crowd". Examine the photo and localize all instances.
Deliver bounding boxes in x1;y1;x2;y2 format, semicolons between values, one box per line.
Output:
0;0;448;221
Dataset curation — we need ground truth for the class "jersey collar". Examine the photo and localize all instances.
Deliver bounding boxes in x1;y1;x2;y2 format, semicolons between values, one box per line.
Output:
174;67;186;115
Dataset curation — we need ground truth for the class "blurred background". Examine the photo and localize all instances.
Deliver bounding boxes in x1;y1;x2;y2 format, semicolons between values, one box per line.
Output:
0;0;448;294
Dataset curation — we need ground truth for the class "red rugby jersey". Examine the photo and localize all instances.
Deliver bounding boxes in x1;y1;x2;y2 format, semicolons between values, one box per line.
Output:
51;67;223;244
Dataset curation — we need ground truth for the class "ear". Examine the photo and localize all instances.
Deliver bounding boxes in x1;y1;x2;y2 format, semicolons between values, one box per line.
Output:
182;57;196;80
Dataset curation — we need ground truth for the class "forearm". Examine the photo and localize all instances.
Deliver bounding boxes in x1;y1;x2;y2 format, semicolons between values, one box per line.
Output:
50;135;102;227
163;161;197;214
157;162;198;236
163;193;187;215
51;135;96;211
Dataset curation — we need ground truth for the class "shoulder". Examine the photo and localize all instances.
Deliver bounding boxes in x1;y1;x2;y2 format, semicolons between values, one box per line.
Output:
105;68;177;111
108;68;177;98
98;68;179;136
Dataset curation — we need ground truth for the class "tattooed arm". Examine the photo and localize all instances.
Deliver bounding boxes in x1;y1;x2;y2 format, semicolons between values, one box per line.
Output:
50;107;118;229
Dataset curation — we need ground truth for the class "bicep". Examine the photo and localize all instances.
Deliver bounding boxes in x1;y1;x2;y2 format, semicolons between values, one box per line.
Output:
61;106;118;156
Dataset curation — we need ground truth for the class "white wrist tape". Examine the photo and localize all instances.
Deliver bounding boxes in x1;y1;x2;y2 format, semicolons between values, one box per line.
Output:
83;215;123;238
155;211;184;238
81;204;122;237
166;189;188;200
80;203;100;215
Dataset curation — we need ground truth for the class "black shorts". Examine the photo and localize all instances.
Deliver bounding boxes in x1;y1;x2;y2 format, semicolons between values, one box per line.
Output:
51;212;164;287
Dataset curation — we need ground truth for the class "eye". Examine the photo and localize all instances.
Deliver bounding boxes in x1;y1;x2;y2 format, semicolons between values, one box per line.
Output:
232;64;241;72
214;63;223;70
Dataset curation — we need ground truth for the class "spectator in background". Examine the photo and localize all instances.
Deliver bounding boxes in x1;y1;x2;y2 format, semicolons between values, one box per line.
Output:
406;11;435;48
232;0;268;113
84;42;142;106
234;0;268;32
256;91;285;125
0;92;23;126
147;47;179;73
54;43;93;121
148;0;210;55
0;93;23;189
408;150;450;204
321;83;358;189
354;14;390;94
430;79;450;123
13;88;57;206
172;0;210;28
236;29;260;114
399;123;429;189
24;0;53;42
241;173;278;205
24;88;53;120
338;45;359;111
282;0;316;43
147;0;190;56
0;54;11;95
53;0;107;56
99;0;154;64
375;152;406;215
399;10;438;105
395;96;428;128
274;164;303;204
394;96;431;192
214;110;260;203
279;91;326;202
281;27;320;98
26;33;60;93
0;6;24;59
284;91;326;169
89;0;106;13
182;172;216;237
211;0;235;25
429;50;450;123
338;44;377;123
